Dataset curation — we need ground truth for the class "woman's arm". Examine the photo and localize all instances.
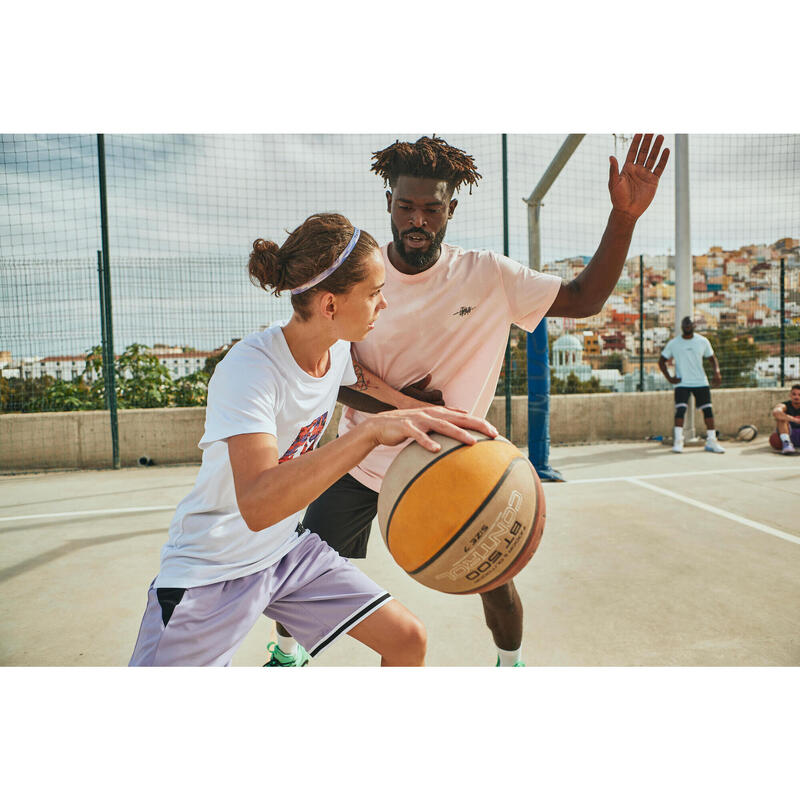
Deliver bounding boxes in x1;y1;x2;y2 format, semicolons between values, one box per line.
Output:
228;406;497;531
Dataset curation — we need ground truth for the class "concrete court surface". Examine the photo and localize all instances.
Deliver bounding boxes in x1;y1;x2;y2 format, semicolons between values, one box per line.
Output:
1;439;798;667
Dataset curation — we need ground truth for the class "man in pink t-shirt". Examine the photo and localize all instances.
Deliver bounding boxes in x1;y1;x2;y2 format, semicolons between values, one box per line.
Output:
268;135;669;667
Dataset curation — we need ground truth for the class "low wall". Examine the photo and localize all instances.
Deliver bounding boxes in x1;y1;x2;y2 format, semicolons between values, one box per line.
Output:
0;388;790;472
488;387;790;445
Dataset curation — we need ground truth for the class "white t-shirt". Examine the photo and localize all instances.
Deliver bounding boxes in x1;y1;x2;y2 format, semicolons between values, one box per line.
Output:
339;243;563;491
155;324;357;589
661;334;714;388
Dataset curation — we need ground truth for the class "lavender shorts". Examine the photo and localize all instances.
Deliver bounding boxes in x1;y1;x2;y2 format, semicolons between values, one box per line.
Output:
129;532;391;666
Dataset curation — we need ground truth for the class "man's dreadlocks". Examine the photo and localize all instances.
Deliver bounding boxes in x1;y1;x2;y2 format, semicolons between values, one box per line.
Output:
370;136;482;195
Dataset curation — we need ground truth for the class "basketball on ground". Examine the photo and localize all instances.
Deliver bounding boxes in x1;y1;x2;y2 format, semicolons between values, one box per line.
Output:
377;433;545;594
769;431;782;451
736;424;758;442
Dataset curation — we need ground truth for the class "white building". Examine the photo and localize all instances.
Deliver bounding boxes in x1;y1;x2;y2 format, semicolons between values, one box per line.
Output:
755;356;800;381
552;334;592;381
7;349;216;382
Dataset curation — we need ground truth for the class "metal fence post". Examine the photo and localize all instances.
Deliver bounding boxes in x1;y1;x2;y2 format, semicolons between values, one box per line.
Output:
96;250;110;401
502;134;512;440
97;134;120;469
639;254;644;391
780;257;785;387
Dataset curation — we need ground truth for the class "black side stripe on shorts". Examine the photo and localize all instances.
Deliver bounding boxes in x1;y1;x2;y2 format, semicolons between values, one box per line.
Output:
308;592;391;657
156;587;186;627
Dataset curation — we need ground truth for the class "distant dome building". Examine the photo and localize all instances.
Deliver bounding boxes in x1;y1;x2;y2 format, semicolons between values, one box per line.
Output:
552;333;592;380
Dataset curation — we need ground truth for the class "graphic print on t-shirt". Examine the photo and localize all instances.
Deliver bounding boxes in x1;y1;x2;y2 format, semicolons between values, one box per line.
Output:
452;305;477;317
279;411;329;463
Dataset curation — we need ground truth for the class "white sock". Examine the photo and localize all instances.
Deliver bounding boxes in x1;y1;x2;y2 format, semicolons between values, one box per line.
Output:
780;433;791;444
277;633;297;656
706;429;717;440
674;426;683;442
497;647;522;667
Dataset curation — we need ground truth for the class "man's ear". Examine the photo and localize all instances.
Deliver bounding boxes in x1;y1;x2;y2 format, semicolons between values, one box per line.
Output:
448;197;458;218
386;190;392;213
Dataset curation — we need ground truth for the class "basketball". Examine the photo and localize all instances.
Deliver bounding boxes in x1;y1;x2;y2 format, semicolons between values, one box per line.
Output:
377;433;545;595
769;431;782;451
736;424;758;442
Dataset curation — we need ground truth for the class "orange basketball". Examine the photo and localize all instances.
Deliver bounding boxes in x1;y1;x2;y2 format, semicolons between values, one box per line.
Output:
377;433;545;594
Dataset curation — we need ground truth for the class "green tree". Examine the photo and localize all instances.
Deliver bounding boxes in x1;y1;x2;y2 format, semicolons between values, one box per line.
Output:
174;371;210;407
43;377;94;411
115;343;176;408
600;353;624;371
550;370;611;394
0;375;62;413
703;329;764;387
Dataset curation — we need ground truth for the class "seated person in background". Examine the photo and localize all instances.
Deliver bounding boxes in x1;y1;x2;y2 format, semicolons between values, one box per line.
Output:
772;383;800;455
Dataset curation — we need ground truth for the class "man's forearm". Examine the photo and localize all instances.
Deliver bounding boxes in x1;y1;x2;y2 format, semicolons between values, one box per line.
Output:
574;209;637;316
338;386;394;414
548;210;637;318
340;358;429;413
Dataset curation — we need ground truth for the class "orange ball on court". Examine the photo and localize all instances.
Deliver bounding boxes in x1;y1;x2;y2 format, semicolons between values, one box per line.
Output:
377;433;546;594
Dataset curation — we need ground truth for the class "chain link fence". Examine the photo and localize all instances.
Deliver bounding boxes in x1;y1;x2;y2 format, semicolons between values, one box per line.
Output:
2;134;798;465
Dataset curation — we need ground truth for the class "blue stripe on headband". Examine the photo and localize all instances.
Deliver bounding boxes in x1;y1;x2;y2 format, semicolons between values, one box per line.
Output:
290;227;361;295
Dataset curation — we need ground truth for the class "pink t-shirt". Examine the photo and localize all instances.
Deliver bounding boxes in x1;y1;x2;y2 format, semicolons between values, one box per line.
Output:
339;243;563;491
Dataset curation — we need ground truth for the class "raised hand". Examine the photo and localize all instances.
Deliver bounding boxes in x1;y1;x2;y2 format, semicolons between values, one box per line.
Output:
608;133;670;221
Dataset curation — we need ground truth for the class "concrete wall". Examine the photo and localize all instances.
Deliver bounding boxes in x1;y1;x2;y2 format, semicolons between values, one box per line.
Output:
489;387;789;445
0;388;790;473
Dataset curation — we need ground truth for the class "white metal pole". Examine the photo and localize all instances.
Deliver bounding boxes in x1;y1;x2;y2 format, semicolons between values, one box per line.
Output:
674;134;696;441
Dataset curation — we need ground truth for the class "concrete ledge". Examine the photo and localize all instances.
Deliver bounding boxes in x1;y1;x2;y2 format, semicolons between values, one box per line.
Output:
0;388;790;472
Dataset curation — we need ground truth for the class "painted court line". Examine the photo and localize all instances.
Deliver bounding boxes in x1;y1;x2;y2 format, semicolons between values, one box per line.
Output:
0;505;174;523
1;466;798;524
565;465;800;485
627;477;800;546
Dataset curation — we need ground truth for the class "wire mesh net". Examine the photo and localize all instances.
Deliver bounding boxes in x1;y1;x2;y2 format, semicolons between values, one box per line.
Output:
1;133;798;468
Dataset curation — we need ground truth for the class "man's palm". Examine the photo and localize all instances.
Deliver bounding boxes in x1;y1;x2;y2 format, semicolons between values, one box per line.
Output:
608;133;670;220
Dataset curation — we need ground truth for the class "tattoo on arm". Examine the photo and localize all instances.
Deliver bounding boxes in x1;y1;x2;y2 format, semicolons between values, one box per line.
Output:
351;357;369;392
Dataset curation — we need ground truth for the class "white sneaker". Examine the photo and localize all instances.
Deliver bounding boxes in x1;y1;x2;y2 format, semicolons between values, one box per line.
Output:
705;439;725;453
672;439;684;453
782;440;797;455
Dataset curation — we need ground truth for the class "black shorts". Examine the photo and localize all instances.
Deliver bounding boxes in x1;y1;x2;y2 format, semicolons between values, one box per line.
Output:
302;472;378;559
674;385;712;408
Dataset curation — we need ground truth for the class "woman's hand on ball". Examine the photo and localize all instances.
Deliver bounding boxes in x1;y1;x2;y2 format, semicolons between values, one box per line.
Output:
367;407;498;453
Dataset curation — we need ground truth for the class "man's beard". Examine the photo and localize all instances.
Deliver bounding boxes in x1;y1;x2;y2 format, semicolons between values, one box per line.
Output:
391;220;448;271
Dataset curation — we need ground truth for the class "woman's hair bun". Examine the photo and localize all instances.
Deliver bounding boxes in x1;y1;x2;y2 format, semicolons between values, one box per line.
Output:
248;238;284;292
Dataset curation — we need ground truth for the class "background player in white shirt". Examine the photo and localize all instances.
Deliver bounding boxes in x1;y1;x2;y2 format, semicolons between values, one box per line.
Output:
270;134;670;668
659;316;724;454
129;213;496;666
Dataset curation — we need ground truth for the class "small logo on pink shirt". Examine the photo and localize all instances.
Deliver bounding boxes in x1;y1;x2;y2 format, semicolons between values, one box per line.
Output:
452;305;476;317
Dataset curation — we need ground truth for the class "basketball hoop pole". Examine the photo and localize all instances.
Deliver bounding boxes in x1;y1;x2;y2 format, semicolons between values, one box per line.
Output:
674;134;697;442
525;134;585;482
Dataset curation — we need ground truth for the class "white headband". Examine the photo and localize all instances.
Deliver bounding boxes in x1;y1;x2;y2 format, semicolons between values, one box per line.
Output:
290;227;361;295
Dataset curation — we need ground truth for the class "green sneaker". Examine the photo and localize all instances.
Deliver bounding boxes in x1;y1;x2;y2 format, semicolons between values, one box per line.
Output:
263;642;309;667
495;656;526;667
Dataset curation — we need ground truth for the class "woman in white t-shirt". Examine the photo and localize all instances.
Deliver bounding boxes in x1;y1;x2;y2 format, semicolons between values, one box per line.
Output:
129;213;496;666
